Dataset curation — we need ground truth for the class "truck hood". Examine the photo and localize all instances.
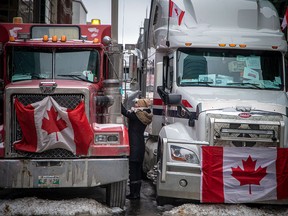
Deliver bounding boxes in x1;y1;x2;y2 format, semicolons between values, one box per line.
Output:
177;87;288;115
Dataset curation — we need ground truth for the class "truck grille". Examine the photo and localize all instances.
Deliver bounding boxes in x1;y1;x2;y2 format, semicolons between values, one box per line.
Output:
208;113;283;148
10;94;84;158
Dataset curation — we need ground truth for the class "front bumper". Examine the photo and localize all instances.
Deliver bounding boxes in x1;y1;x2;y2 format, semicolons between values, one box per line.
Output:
0;158;128;188
157;164;201;200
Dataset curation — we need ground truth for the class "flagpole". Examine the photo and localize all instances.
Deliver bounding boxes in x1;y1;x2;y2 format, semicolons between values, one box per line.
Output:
166;0;171;47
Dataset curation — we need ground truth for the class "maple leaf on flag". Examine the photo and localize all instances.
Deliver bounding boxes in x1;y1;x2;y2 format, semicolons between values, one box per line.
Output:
231;155;267;195
42;106;67;141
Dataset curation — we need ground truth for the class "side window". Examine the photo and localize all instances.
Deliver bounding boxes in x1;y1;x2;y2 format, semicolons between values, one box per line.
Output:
153;5;159;25
163;56;173;92
285;55;288;92
103;53;108;80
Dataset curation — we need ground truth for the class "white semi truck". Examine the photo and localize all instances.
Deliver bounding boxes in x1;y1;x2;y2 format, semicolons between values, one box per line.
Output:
136;0;288;205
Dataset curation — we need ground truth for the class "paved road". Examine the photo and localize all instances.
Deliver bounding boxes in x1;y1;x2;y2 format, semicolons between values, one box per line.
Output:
124;180;163;216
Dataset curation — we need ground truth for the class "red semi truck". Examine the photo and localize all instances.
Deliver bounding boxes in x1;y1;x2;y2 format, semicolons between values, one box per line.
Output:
0;19;129;208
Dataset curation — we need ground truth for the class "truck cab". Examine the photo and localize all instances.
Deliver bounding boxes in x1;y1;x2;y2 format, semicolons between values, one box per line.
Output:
140;0;288;205
0;21;129;208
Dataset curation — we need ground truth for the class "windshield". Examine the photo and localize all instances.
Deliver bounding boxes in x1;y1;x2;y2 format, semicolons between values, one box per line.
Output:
8;47;99;82
177;48;283;90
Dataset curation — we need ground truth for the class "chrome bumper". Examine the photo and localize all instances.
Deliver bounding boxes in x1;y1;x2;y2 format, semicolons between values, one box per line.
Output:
0;158;128;188
157;165;201;200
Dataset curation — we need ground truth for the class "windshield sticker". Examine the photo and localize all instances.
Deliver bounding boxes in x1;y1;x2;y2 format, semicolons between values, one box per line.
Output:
83;70;94;82
243;67;259;80
246;57;261;69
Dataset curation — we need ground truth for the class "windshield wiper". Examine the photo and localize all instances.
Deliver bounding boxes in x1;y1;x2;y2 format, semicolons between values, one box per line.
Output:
58;74;89;82
181;81;213;86
227;82;262;89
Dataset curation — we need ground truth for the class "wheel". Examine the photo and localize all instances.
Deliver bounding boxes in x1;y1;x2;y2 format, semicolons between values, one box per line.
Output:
106;180;127;208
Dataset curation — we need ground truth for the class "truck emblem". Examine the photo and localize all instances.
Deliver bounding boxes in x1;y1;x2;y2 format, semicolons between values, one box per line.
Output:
238;113;251;118
39;82;57;94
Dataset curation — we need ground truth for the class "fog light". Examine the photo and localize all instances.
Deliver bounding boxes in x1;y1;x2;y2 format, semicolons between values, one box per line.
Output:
179;179;187;187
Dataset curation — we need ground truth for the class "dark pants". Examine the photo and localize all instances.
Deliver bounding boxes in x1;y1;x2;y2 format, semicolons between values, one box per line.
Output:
127;161;142;199
129;161;142;183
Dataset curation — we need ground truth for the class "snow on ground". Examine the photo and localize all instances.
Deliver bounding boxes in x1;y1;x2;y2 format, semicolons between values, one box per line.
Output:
1;197;288;216
162;203;288;216
0;197;114;216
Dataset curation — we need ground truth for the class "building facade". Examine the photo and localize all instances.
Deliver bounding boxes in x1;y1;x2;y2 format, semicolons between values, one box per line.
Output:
0;0;86;24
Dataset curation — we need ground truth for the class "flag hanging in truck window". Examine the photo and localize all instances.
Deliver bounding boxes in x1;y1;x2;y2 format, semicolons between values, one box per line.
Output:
201;146;288;203
14;96;93;155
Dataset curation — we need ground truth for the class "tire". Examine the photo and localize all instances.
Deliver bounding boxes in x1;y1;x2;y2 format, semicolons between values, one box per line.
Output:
106;180;127;208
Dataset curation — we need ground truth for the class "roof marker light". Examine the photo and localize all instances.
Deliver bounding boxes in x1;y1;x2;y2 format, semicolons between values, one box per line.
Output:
219;43;226;47
93;38;99;43
9;36;15;42
229;44;236;47
91;19;101;25
60;35;66;42
52;35;58;42
239;44;247;48
43;35;49;42
272;46;278;49
185;42;192;46
13;17;23;24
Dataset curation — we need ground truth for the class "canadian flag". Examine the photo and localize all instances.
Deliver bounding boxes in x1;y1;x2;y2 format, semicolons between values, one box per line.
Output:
201;146;288;203
282;7;288;31
14;96;93;155
169;0;185;25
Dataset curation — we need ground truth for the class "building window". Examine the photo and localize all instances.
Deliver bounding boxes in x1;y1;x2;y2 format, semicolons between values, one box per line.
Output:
19;0;34;23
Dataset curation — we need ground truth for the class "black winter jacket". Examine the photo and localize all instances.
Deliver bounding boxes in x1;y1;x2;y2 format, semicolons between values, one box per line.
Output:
121;104;152;162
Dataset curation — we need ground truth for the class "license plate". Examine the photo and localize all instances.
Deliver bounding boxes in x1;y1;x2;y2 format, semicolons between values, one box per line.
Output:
38;176;60;188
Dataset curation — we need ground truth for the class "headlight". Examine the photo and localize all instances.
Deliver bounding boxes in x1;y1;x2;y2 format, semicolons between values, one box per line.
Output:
94;133;119;144
170;145;199;164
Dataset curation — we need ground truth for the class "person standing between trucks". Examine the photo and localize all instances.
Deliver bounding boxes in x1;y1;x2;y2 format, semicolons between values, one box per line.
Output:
121;98;153;199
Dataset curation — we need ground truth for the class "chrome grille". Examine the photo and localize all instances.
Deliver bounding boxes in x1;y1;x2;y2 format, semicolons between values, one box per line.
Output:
11;94;84;158
208;113;283;147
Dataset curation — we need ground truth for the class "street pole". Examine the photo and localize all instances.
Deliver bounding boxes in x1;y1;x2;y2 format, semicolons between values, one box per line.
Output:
111;0;118;43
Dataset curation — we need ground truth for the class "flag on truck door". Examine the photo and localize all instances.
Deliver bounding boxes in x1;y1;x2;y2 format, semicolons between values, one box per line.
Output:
201;146;288;203
169;0;185;25
14;96;93;155
281;7;288;30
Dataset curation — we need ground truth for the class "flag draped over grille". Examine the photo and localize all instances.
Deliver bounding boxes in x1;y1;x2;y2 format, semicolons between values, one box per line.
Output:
201;146;288;203
14;96;93;155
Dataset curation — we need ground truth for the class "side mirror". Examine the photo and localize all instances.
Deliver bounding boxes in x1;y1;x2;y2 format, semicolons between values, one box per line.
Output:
157;86;181;105
167;93;181;105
